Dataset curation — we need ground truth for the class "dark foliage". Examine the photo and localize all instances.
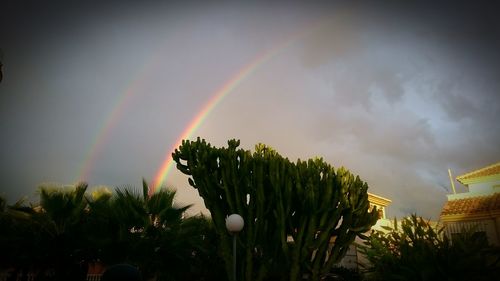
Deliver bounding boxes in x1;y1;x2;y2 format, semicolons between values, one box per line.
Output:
359;214;500;281
0;181;226;281
172;138;378;281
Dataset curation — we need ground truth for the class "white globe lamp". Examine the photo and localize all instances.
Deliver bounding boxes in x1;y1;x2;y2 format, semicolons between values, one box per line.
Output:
226;214;244;281
226;214;244;233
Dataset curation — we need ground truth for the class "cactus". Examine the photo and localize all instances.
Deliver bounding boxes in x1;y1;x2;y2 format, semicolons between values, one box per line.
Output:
172;138;378;281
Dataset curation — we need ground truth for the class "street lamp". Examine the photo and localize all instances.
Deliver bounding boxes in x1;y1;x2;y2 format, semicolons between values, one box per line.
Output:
226;214;244;281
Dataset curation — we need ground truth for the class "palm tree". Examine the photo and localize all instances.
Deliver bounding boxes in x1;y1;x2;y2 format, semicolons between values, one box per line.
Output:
139;185;226;281
36;182;87;236
177;215;228;281
107;179;193;280
0;196;47;278
0;196;14;269
30;182;89;280
76;180;207;280
1;181;227;281
82;186;115;270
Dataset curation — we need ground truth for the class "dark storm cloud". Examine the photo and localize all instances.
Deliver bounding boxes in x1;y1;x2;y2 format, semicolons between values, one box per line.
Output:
0;0;498;219
294;0;500;218
0;0;320;203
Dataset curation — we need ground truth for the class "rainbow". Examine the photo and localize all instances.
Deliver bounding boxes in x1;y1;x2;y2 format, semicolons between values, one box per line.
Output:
79;88;136;182
78;17;328;190
151;19;327;193
150;50;274;191
78;57;159;182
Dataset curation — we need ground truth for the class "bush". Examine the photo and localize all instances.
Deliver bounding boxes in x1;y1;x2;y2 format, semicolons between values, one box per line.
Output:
359;214;500;281
321;266;363;281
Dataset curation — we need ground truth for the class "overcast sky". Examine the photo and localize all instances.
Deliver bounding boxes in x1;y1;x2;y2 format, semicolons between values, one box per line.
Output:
1;0;499;219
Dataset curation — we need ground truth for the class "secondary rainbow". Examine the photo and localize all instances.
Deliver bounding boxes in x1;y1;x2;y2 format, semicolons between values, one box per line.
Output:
78;85;138;182
78;57;160;182
77;17;328;189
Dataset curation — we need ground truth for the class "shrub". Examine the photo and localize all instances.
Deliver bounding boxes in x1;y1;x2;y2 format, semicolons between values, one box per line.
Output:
359;214;500;281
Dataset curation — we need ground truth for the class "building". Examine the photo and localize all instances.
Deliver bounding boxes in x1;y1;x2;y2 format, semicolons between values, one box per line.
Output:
440;162;500;245
339;192;392;269
367;193;393;229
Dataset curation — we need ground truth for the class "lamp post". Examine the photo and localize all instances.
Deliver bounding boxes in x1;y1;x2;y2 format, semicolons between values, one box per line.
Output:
226;214;244;281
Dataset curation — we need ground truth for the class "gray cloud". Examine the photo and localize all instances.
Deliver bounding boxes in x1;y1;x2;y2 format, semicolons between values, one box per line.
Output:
292;0;500;219
1;0;498;221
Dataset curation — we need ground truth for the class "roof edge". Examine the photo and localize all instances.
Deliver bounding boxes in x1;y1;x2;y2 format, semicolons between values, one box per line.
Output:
456;162;500;184
368;192;392;206
440;210;500;222
457;174;500;185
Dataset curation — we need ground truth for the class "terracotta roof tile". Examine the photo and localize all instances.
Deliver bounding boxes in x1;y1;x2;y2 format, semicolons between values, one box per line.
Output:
456;162;500;182
440;193;500;216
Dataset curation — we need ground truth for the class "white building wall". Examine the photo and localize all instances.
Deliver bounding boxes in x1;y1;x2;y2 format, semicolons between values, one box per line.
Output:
338;244;359;269
468;180;500;194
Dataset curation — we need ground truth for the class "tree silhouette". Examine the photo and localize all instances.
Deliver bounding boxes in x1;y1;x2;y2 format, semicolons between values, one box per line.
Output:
173;138;378;281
